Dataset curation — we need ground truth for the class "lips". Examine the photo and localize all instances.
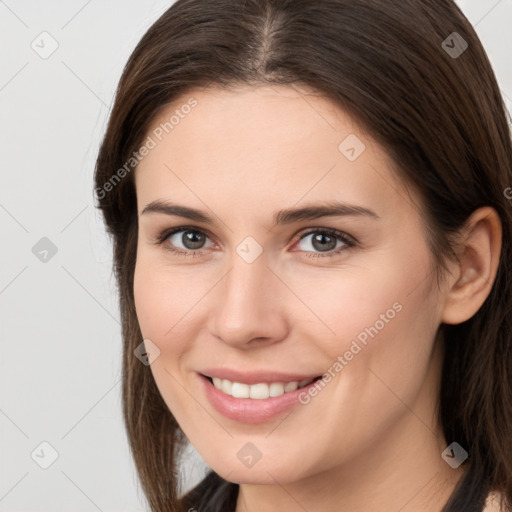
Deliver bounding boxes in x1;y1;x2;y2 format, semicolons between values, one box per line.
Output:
197;368;324;423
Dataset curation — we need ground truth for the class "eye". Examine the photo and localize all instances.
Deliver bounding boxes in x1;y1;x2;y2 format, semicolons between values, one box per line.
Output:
293;228;356;258
155;227;216;256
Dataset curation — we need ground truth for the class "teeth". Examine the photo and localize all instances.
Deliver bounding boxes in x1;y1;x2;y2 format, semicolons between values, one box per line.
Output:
231;382;250;398
284;381;298;392
210;377;316;399
221;379;232;395
249;383;268;399
269;382;284;397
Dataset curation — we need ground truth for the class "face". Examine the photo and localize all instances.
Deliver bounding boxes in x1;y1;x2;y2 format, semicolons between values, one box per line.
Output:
133;85;447;485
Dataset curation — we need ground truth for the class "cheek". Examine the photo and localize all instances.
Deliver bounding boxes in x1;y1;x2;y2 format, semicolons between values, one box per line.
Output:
133;254;205;348
133;263;168;341
324;267;440;433
307;240;437;353
288;265;412;358
280;268;440;471
296;247;440;404
133;256;199;415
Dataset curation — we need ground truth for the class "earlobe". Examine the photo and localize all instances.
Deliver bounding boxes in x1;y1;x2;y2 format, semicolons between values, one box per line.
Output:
441;207;502;325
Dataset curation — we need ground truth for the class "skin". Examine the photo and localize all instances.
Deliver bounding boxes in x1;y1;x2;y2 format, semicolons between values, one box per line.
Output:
133;84;502;512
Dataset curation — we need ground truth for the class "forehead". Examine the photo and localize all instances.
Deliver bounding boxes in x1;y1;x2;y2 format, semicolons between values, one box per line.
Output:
146;84;361;157
135;85;416;220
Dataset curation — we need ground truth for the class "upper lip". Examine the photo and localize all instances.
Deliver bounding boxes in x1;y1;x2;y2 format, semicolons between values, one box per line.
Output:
200;368;322;385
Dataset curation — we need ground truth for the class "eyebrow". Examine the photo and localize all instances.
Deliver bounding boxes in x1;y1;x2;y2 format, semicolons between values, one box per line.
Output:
141;199;380;226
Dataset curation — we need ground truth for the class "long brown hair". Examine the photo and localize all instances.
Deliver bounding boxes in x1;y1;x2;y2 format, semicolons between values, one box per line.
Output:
94;1;512;510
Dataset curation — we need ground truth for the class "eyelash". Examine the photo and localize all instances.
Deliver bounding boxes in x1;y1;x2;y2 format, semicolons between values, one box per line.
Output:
153;226;357;259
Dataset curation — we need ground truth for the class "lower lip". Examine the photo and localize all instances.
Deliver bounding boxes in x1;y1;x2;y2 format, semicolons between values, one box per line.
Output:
198;373;321;424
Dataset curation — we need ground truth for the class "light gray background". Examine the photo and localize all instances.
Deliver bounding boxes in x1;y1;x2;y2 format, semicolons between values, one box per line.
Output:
1;1;511;510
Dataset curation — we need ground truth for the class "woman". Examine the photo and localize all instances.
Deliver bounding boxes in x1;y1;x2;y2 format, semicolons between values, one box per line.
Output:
94;1;512;511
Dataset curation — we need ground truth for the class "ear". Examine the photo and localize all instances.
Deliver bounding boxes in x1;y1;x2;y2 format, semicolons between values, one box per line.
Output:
441;206;502;325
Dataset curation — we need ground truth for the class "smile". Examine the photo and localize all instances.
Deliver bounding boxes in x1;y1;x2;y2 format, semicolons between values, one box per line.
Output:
199;371;324;423
209;376;320;399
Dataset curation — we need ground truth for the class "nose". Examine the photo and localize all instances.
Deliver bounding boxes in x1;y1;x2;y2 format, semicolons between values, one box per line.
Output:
208;251;289;349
